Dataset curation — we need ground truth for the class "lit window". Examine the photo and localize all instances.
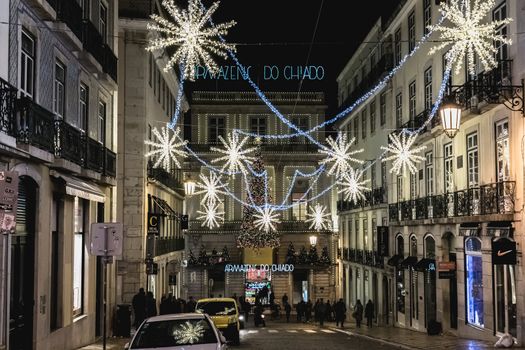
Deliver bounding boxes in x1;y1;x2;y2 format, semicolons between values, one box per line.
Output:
465;237;484;327
73;197;85;316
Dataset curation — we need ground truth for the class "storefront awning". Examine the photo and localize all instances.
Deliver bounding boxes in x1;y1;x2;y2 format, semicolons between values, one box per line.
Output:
152;196;176;217
414;258;436;272
387;254;404;267
50;171;105;202
400;256;418;269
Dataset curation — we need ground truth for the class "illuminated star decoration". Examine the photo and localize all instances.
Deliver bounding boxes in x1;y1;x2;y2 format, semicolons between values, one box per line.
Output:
144;125;187;172
253;206;280;233
172;321;206;345
337;167;370;203
428;0;512;76
194;172;227;205
197;202;224;229
147;0;236;81
381;132;426;175
211;133;257;174
319;132;364;178
305;203;331;231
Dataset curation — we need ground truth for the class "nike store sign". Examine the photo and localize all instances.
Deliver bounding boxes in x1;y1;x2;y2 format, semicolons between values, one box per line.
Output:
492;237;517;265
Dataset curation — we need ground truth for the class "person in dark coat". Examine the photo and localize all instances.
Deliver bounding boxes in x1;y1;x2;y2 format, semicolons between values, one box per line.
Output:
296;300;305;322
284;301;292;323
334;299;347;328
353;300;364;328
185;296;196;312
159;295;169;315
317;298;327;326
325;300;333;322
243;300;251;325
146;291;157;318
314;299;320;322
365;300;375;327
305;300;313;323
132;288;146;328
282;293;288;306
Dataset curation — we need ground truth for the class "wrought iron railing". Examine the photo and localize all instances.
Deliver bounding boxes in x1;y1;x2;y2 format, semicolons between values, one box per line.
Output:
154;237;185;257
103;44;118;82
104;148;116;177
119;0;153;18
15;97;55;153
82;20;105;65
147;162;184;195
55;0;83;41
389;181;515;222
54;119;85;165
86;137;104;172
0;78;17;136
337;187;387;212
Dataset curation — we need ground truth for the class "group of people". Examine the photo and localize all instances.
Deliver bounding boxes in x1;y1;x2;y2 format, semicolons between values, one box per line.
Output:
131;288;197;328
352;299;375;328
293;297;347;327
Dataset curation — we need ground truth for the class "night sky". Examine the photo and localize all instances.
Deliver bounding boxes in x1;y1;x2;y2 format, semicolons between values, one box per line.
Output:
188;1;402;113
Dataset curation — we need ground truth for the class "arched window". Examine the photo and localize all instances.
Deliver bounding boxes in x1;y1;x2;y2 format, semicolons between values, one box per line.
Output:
425;235;435;259
410;235;417;256
465;237;484;327
396;235;404;256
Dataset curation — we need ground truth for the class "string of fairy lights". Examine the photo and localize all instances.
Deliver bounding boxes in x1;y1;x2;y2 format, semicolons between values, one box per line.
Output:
144;0;513;235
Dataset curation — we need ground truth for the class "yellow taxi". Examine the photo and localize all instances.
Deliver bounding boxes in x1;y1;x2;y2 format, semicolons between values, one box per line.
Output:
195;298;240;345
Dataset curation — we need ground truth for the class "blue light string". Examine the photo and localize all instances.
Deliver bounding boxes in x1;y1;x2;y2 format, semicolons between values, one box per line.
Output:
167;65;186;129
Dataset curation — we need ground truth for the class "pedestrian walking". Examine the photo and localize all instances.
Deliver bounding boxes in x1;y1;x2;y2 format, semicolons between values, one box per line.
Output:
334;298;347;328
353;300;363;328
314;299;320;322
132;288;146;328
325;300;333;322
146;291;157;318
282;293;288;306
185;296;196;312
243;300;251;325
305;299;312;323
296;300;305;322
365;299;375;327
159;295;169;315
317;298;327;326
284;301;292;323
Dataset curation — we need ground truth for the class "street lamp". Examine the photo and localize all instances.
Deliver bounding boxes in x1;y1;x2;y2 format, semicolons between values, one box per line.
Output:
309;235;318;247
184;175;196;197
440;100;462;139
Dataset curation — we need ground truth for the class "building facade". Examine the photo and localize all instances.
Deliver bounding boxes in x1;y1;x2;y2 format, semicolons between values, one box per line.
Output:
337;0;525;344
0;0;118;349
117;1;188;309
184;91;338;306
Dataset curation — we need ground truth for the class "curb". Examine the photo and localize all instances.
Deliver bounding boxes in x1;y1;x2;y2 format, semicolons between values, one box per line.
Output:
330;327;418;350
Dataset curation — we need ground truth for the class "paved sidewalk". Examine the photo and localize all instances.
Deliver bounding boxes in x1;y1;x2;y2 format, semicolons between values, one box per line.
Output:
327;322;495;350
76;337;130;350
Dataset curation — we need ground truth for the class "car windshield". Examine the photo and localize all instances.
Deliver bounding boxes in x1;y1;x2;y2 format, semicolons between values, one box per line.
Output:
196;301;236;316
130;318;218;348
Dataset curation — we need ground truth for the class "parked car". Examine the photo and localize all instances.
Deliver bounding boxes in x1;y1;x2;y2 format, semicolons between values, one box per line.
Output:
125;313;228;350
195;298;240;345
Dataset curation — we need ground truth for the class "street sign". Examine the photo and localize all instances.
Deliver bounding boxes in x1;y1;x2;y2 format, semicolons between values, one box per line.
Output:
90;223;123;257
0;171;18;234
438;261;456;270
147;214;160;235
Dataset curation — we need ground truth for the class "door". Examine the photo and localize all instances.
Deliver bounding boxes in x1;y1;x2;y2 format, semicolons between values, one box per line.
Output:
10;177;37;350
495;264;517;337
95;202;104;337
449;253;458;329
382;276;389;325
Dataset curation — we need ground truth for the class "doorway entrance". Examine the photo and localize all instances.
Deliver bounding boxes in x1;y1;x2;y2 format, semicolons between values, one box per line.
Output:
10;176;37;350
494;264;517;337
293;269;308;303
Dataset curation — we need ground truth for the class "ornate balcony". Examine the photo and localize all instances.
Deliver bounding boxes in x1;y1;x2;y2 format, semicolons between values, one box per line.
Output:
154;237;185;257
82;20;105;66
55;0;83;41
54;119;85;165
86;137;104;173
147;162;184;196
103;44;118;82
15;97;55;153
0;78;17;136
389;181;515;222
337;187;387;213
104;148;117;177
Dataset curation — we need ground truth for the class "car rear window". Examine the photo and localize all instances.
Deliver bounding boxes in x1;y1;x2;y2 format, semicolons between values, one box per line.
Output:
196;301;236;316
131;318;218;348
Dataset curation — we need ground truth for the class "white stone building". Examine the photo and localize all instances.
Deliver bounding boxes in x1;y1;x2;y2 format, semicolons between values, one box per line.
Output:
184;91;338;306
337;0;525;344
117;1;188;309
0;0;118;348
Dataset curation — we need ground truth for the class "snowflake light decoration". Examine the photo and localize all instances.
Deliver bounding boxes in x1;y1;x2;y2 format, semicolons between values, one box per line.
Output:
147;0;236;81
305;204;331;231
197;202;224;229
381;132;426;175
337;167;370;203
253;206;280;233
144;125;187;172
194;172;227;205
172;321;205;345
428;0;512;76
319;132;364;178
211;133;257;174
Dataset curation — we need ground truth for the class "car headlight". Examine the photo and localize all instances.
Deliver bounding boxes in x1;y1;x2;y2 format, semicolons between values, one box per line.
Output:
239;315;245;321
261;314;265;319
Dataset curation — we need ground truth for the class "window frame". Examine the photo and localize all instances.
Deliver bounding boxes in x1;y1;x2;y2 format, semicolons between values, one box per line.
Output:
423;0;432;35
395;28;402;65
409;80;416;120
408;11;416;52
98;100;107;145
370;99;376;134
380;92;386;126
425;151;434;196
20;29;36;99
361;108;367;139
72;197;86;317
444;142;454;192
79;83;89;131
99;1;108;44
467;132;479;188
54;59;66;118
395;92;403;128
424;67;433;111
208;115;226;144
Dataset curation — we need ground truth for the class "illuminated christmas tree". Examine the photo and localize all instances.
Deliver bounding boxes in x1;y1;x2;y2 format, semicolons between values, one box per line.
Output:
285;243;297;264
319;247;331;265
308;245;319;264
298;246;308;264
237;142;281;249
